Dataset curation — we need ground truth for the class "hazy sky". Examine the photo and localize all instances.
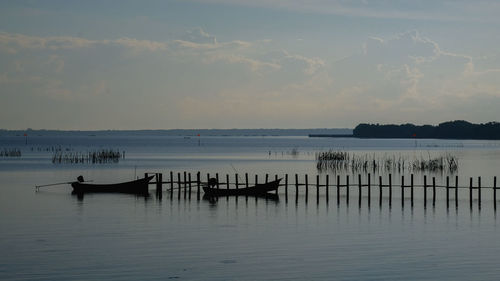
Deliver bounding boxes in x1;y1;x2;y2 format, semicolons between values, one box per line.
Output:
1;0;500;130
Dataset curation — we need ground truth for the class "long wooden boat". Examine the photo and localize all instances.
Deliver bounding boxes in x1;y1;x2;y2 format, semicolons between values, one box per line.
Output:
203;178;281;196
71;175;154;194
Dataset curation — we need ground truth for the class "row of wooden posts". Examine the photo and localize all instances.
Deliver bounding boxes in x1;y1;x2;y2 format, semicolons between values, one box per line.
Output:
146;172;499;209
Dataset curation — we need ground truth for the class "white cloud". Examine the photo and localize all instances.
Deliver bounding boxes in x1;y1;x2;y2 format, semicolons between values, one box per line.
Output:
202;54;280;73
0;31;168;53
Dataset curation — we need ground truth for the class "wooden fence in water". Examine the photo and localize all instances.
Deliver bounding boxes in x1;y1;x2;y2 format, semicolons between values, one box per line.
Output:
145;172;498;209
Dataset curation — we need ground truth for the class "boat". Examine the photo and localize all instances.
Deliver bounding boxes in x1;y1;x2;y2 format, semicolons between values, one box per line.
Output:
71;175;154;194
202;178;281;196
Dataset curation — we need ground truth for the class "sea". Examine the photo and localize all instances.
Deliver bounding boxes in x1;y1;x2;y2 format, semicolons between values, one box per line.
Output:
1;134;500;280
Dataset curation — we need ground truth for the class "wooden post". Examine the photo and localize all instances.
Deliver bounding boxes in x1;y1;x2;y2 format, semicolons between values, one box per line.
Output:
156;173;162;199
316;175;320;203
325;174;329;203
305;174;309;198
401;175;405;207
188;173;192;199
346;175;349;205
410;174;414;207
184;171;187;199
469;177;473;209
367;173;371;206
358;174;362;207
432;177;436;207
235;174;239;190
170;171;174;197
197;172;201;200
455;176;458;207
389;174;392;207
226;174;230;190
379;175;382;207
337;175;340;205
424;175;427;208
295;174;299;195
245;173;249;201
295;174;299;203
494;176;497;210
216;173;220;190
177;172;181;200
145;172;148;180
255;174;258;186
446;176;449;209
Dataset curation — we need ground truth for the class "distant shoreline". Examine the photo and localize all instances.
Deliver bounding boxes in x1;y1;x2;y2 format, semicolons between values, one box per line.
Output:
0;128;353;137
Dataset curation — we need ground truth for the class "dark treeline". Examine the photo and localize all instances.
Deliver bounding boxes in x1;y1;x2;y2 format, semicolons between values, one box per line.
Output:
354;120;500;140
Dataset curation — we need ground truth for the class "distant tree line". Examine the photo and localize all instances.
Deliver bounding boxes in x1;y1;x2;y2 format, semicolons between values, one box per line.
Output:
353;120;500;140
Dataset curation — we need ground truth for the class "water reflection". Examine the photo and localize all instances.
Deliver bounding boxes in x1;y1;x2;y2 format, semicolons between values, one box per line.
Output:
71;191;151;202
202;193;279;204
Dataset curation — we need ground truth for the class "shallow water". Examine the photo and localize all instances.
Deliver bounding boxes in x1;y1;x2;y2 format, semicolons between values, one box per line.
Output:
1;136;500;280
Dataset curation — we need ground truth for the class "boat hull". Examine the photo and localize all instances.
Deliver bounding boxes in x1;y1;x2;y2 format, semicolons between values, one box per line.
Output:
203;178;281;196
71;176;154;194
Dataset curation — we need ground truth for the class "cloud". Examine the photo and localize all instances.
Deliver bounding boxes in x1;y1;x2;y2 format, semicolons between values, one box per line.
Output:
322;29;500;125
0;31;167;53
203;54;280;72
184;27;217;44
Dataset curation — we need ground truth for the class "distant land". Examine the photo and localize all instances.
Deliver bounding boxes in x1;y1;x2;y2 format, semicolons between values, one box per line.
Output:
0;128;353;137
353;120;500;140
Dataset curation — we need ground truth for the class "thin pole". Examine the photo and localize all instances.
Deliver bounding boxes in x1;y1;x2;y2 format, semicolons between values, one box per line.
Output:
184;171;187;199
337;175;340;205
317;175;320;204
188;173;192;199
295;174;299;203
389;174;392;207
177;172;181;200
410;174;414;207
455;176;458;207
367;173;371;207
358;174;362;207
494;176;497;210
326;174;329;204
196;172;200;200
379;175;382;207
446;176;449;209
245;173;249;201
424;175;427;208
305;174;309;198
235;174;239;190
346;175;349;205
216;173;220;190
401;175;405;207
432;177;436;207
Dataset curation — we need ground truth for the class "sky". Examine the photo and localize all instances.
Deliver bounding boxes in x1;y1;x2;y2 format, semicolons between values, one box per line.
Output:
1;0;500;130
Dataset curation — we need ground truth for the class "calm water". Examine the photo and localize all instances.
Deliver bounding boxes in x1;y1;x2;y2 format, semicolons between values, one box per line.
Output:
1;135;500;280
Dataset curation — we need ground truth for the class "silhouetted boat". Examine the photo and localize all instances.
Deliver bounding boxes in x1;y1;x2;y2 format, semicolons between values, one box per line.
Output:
71;175;154;194
203;178;281;196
